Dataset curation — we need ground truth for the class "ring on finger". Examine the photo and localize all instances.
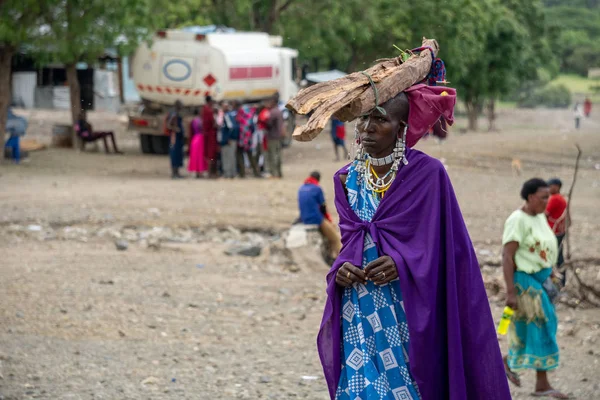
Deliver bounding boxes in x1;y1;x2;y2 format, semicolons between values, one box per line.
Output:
346;271;351;278
382;272;386;279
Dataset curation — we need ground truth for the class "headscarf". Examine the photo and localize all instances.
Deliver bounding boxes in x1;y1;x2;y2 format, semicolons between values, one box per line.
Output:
404;84;456;148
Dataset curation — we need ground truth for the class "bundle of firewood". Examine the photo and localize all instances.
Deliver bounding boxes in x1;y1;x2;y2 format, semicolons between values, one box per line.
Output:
286;38;439;142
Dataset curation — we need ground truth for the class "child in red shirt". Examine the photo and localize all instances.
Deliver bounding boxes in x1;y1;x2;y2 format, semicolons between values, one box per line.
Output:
546;178;568;284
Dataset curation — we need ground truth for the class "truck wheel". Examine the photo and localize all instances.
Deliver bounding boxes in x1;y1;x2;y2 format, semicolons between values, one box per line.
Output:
140;134;154;154
151;135;170;155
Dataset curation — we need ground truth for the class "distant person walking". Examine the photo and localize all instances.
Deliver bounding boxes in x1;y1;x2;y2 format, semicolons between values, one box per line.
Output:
166;100;185;179
331;117;348;161
202;96;219;178
502;178;568;399
583;97;592;118
546;178;568;285
573;103;583;129
265;95;284;178
187;110;207;178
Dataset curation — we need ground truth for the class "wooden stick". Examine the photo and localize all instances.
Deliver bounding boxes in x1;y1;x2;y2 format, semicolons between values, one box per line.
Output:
568;263;600;305
564;144;582;262
560;144;600;305
287;38;439;141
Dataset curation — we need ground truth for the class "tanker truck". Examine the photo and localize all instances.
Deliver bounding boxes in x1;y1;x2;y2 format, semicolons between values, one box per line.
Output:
128;27;299;154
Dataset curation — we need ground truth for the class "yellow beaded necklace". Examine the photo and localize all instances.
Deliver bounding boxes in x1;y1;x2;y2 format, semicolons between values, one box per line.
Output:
368;160;394;197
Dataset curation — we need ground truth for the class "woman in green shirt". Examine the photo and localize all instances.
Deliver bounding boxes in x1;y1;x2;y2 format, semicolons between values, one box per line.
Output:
502;178;567;398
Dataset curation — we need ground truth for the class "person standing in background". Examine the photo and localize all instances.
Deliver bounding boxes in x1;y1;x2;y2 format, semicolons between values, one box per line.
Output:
573;103;583;129
331;117;348;162
215;100;227;176
502;178;567;398
546;178;569;285
265;95;284;178
202;96;219;178
167;100;185;179
254;104;270;176
187;109;207;178
220;101;239;179
583;97;592;118
236;103;260;178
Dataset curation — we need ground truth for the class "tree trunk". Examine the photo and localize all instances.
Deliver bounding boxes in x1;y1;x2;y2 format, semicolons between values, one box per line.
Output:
263;5;277;34
117;57;125;104
66;63;81;147
487;98;496;132
465;100;479;131
0;45;14;154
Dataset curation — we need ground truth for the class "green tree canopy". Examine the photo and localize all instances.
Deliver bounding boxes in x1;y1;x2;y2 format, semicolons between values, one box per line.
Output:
32;0;158;125
0;0;55;148
544;0;600;75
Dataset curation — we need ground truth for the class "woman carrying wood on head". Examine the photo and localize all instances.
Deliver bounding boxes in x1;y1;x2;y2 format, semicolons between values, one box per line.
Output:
288;40;511;399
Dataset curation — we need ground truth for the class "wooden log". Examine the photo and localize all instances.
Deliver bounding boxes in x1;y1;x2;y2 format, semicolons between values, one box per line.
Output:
335;39;438;121
287;38;439;141
286;57;403;115
292;91;355;142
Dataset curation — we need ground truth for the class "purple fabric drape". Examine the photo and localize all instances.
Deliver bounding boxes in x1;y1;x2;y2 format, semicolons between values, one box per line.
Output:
317;148;511;400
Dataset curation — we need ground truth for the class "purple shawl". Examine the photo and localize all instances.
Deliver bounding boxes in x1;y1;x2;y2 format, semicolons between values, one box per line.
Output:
318;148;511;400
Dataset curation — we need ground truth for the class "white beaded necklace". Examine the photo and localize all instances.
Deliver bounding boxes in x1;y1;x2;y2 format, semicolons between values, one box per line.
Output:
355;125;409;191
368;153;395;166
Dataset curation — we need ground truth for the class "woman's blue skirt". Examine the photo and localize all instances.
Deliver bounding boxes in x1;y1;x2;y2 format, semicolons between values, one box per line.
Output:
508;268;559;371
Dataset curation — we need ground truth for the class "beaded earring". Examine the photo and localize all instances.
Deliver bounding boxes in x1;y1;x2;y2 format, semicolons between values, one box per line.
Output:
353;120;367;179
395;125;408;165
354;120;364;161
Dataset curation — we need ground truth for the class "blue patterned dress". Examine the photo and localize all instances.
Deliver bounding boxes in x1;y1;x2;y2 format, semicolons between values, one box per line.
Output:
335;161;421;400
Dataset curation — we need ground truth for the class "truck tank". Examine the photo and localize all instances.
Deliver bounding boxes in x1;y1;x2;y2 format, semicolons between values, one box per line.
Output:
128;28;298;154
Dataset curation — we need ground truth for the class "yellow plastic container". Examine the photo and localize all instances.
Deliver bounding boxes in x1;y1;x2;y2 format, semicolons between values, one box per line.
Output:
497;306;514;335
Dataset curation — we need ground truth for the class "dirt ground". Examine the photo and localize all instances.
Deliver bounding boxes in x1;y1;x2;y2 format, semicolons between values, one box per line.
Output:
1;107;599;399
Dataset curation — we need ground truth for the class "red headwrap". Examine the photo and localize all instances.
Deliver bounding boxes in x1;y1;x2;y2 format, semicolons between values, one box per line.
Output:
404;84;456;147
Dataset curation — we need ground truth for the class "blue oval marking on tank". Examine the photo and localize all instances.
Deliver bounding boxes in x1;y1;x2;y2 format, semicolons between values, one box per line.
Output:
163;59;191;82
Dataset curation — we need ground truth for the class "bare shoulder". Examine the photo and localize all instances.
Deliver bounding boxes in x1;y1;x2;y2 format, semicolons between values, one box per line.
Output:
339;174;348;186
338;173;348;196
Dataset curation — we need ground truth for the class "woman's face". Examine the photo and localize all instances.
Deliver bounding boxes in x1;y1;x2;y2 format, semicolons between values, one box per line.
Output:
355;98;407;157
527;187;550;214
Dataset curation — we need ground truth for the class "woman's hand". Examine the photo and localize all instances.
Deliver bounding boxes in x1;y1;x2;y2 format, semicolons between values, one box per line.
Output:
336;262;366;287
502;242;519;310
505;290;519;310
365;256;398;285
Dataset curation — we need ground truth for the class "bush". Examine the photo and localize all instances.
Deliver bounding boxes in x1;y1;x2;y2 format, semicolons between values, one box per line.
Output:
517;84;572;108
565;46;600;77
